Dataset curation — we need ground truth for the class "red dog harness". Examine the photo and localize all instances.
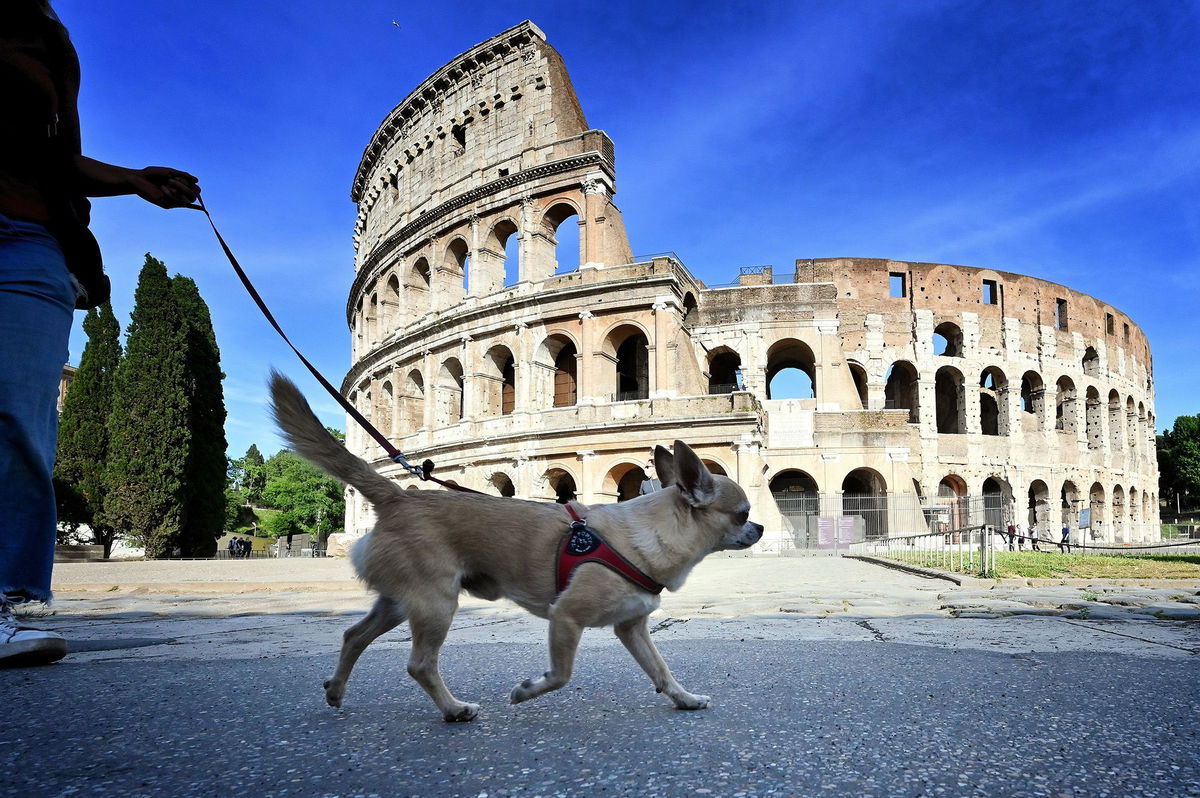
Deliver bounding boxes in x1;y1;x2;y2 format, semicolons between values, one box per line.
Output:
557;504;663;596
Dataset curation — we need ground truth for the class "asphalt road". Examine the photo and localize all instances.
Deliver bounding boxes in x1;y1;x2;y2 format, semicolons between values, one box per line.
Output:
5;636;1199;798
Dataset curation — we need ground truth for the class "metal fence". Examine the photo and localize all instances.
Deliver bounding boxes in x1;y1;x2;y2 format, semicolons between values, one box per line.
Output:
846;525;997;577
771;492;1001;551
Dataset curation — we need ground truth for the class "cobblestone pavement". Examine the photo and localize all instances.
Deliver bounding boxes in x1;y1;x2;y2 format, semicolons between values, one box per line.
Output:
3;555;1197;797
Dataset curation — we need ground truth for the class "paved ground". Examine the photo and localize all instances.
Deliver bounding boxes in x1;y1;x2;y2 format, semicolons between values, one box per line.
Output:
4;555;1199;797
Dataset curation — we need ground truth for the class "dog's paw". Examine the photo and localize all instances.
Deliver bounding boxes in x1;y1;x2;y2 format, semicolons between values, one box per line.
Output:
323;678;344;708
442;702;481;722
509;677;540;705
673;693;711;711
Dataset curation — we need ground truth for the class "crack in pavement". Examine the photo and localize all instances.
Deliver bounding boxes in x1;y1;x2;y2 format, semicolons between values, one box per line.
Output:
1060;619;1200;654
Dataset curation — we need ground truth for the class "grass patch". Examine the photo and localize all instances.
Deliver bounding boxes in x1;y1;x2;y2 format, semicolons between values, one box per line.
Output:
993;552;1200;579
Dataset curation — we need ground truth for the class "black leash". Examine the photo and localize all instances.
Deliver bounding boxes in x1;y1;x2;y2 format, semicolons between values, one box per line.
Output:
189;198;483;495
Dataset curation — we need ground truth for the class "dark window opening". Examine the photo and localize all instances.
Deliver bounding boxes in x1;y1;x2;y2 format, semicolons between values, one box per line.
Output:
1106;313;1115;335
982;279;999;305
1055;298;1068;331
451;124;466;149
889;272;906;298
498;168;509;177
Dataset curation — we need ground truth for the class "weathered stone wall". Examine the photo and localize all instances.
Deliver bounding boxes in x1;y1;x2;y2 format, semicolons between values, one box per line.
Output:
341;23;1161;549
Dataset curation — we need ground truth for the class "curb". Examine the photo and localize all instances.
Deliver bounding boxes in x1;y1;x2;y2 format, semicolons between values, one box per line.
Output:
843;555;979;586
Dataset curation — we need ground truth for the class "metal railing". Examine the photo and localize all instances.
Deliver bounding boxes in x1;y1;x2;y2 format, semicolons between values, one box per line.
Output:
847;525;997;577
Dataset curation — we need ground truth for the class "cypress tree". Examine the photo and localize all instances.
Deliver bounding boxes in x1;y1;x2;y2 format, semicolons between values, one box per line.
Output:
101;254;190;558
171;275;228;557
242;444;266;506
54;303;122;557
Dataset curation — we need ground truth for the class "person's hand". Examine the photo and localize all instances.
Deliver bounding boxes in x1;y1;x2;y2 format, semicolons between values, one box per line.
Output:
129;166;201;209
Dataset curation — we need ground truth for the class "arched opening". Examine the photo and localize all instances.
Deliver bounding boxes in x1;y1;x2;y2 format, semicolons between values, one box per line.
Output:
702;459;728;476
377;380;394;438
937;474;969;530
884;361;919;423
1088;482;1105;539
842;468;888;540
482;346;516;417
1129;486;1141;538
1055;376;1077;434
1081;346;1100;376
445;238;470;301
607;325;649;402
368;293;380;346
491;218;521;288
707;347;742;395
436;358;465;426
400;370;425;433
1061;480;1080;528
1112;485;1126;541
1085;386;1102;450
352;298;363;354
848;361;869;409
1108;390;1122;451
543;202;580;275
935;366;965;434
545;468;577;503
1138;402;1147;452
384;273;400;332
1125;396;1137;456
1027;480;1051;532
979;367;1008;436
553;340;578;407
982;477;1008;529
933;322;963;357
682;292;698;324
770;470;820;548
407;257;431;316
766;339;816;400
489;472;516;498
1020;371;1045;422
604;463;648;503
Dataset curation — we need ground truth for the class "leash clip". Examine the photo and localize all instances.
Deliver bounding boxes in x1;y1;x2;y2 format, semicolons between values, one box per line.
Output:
391;452;424;478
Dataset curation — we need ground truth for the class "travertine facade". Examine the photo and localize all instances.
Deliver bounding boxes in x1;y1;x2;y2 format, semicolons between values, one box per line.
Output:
341;21;1159;549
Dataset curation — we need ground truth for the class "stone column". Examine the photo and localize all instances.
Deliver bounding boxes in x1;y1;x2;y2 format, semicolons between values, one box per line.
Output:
518;195;536;284
577;310;596;404
651;298;676;399
814;317;839;410
422;349;437;430
580;176;607;270
578;450;597;503
467;214;482;297
459;335;476;422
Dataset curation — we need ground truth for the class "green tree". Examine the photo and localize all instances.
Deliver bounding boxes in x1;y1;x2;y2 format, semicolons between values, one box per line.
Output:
101;254;190;558
240;443;266;505
54;303;122;557
172;275;227;557
260;448;345;547
1160;414;1200;513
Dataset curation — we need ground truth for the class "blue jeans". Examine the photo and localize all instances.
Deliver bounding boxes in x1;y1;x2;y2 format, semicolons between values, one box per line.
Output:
0;211;77;602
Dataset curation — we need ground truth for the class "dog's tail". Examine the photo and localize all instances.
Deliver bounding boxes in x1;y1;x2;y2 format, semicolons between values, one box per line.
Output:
268;370;401;508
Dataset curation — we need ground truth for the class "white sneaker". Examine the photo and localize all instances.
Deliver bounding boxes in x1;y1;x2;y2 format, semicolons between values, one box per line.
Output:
0;596;66;667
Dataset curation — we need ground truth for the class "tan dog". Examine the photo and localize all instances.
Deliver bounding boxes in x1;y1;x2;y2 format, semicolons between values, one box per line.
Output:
269;372;763;721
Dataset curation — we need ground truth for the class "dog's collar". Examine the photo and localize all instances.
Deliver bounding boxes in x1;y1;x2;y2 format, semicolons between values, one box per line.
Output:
557;504;664;596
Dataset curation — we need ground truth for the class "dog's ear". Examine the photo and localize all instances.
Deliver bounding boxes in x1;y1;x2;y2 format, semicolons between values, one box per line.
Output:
671;440;716;507
653;444;675;486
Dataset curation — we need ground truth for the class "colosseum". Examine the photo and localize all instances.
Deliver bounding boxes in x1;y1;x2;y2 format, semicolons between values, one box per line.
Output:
340;21;1160;550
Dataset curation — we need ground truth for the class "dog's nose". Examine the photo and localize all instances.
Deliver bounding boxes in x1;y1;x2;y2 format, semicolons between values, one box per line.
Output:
739;523;763;546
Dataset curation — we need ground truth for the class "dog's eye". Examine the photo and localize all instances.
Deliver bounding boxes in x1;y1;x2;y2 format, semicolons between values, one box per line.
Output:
732;510;749;526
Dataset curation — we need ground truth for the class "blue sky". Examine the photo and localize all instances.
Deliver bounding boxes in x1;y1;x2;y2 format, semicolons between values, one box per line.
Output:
56;0;1200;460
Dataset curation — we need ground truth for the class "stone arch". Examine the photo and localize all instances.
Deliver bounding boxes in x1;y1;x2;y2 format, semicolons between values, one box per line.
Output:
847;360;869;409
1020;371;1045;423
842;467;888;540
1060;480;1080;527
368;292;380;346
603;461;648;503
534;333;579;408
541;201;581;276
383;273;401;335
766;338;817;400
701;458;728;476
399;369;425;433
487;217;521;289
1055;376;1077;435
481;344;517;416
979;366;1008;436
1129;486;1141;537
543;466;578;503
1085;386;1102;450
603;323;650;402
682;292;698;324
1138;401;1147;451
938;474;969;530
933;321;963;357
981;476;1011;529
935;365;966;434
1027;480;1051;532
443;237;470;303
377;379;395;438
1088;482;1105;534
489;471;516;498
1082;346;1100;376
352;297;364;353
884;360;920;423
407;256;432;316
1108;390;1123;450
436;357;465;426
707;346;742;394
770;469;820;546
1111;484;1126;540
1125;395;1137;456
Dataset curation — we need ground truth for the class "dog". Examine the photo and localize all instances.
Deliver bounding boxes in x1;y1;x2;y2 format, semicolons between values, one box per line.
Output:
268;371;763;721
